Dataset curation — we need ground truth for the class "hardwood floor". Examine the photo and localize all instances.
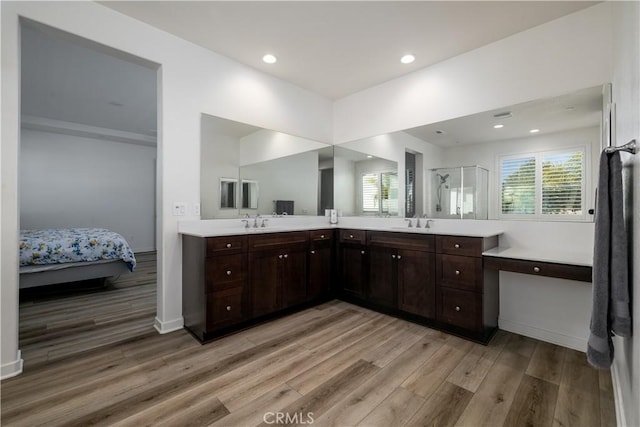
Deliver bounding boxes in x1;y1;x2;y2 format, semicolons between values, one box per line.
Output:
4;268;615;426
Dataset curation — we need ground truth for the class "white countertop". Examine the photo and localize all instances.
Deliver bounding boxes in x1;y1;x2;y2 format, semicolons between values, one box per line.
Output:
482;246;593;267
178;217;504;239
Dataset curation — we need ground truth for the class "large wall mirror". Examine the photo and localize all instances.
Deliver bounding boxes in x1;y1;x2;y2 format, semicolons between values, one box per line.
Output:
201;84;604;222
200;114;333;219
333;84;604;221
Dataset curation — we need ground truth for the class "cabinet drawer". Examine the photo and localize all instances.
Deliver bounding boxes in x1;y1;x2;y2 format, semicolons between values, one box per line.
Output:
339;229;366;244
437;254;482;292
309;229;334;242
438;287;481;331
207;236;246;256
207;287;244;329
249;231;308;252
367;231;434;252
436;236;483;257
205;254;246;292
483;256;592;283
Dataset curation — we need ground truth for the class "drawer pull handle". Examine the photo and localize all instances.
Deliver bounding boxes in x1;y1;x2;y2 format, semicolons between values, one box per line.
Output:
533;266;541;273
455;270;460;275
226;270;232;276
311;250;315;254
455;306;461;312
361;250;365;255
320;234;325;239
226;305;232;311
278;255;283;259
349;234;354;239
391;254;396;259
284;254;288;259
454;243;460;249
397;255;402;260
226;243;232;248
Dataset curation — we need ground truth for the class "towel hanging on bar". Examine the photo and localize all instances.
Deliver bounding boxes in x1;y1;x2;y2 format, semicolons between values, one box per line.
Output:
587;150;631;369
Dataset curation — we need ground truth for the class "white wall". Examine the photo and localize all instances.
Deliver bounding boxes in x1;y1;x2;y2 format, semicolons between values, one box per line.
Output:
610;2;640;427
333;156;356;215
240;150;319;215
334;2;613;143
239;128;328;167
339;130;445;216
441;126;600;219
200;119;240;219
1;1;333;379
20;129;156;252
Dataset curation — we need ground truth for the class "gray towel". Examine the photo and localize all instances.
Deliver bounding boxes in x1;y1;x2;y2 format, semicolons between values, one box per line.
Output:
587;151;631;369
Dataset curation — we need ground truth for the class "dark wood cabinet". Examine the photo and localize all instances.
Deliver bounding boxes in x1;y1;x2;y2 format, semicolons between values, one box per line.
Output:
308;229;334;300
182;235;248;341
367;246;396;308
397;249;436;319
248;231;309;317
435;235;499;341
183;227;500;345
338;229;367;299
367;232;435;316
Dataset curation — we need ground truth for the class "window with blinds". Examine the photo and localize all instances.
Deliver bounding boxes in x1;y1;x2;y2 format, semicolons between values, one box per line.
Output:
362;171;398;214
499;148;585;219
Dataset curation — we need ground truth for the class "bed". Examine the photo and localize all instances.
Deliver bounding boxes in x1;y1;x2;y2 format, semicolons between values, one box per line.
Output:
19;228;137;289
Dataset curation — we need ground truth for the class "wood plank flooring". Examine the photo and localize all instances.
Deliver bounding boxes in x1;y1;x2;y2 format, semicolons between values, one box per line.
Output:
4;262;616;426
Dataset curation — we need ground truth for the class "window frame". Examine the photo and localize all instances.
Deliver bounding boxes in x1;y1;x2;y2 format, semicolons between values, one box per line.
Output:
498;146;588;221
360;169;398;216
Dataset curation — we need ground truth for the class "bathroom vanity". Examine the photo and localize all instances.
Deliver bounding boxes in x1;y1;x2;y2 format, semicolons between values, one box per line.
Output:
181;221;500;344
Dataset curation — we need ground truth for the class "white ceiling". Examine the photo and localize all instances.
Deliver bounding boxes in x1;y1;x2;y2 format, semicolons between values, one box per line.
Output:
101;1;598;100
21;23;157;137
20;2;600;142
405;85;603;147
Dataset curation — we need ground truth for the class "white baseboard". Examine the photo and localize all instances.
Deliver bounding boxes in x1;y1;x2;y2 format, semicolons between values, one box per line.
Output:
1;350;23;380
154;316;183;334
611;362;628;427
498;317;587;351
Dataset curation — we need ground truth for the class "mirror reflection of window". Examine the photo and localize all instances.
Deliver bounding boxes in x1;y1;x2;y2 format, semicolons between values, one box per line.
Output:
241;180;258;209
220;178;237;209
362;171;398;215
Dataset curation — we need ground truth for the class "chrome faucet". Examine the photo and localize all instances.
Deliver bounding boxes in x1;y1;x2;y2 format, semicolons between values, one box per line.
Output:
425;219;434;229
404;218;413;228
261;218;269;228
241;219;249;229
415;216;422;228
253;214;261;228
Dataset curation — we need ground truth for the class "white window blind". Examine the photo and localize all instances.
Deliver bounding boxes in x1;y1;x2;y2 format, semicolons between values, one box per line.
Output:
500;156;536;214
362;173;379;212
499;148;585;219
542;151;583;215
362;171;398;214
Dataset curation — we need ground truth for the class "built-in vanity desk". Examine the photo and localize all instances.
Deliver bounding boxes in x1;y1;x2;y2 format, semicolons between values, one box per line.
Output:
483;247;592;282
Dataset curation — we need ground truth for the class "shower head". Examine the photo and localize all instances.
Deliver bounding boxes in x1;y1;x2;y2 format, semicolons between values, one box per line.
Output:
436;173;450;184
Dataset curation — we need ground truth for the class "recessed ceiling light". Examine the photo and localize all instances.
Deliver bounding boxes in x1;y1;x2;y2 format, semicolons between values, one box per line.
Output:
400;54;415;64
262;54;277;64
493;112;512;119
530;129;540;133
493;124;504;129
435;130;445;135
367;155;373;158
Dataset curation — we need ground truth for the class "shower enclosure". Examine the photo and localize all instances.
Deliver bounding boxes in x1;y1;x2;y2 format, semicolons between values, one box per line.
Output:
430;166;488;219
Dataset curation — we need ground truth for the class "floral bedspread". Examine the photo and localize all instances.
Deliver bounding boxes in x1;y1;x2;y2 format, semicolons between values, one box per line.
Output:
19;228;136;271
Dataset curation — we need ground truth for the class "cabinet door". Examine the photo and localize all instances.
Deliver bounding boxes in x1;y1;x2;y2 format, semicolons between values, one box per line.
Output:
281;249;308;308
249;250;281;317
308;245;332;300
367;246;396;309
398;250;435;319
339;245;367;298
